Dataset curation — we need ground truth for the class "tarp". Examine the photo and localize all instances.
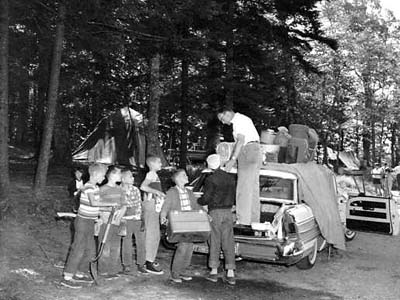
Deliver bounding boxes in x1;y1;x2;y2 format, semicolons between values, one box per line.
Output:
327;147;360;170
264;162;346;250
72;107;146;168
338;151;360;170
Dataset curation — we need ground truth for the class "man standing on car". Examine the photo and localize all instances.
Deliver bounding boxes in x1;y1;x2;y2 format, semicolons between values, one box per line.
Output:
218;108;261;225
198;154;237;285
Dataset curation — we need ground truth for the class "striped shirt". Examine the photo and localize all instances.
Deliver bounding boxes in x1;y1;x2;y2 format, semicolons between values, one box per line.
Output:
77;182;100;220
177;186;191;211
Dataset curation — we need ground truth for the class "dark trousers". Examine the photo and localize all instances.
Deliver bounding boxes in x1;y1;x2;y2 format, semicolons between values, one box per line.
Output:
208;208;236;270
121;220;146;267
397;174;400;190
64;216;96;277
98;224;122;275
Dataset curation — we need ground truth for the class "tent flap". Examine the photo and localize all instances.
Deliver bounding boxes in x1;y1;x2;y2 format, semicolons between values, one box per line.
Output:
72;107;146;168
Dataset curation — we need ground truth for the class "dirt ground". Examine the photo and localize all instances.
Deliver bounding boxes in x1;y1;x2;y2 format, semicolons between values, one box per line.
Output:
0;163;399;300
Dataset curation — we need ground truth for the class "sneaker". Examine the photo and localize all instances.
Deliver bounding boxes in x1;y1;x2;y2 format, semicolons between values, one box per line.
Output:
170;274;182;283
145;261;164;275
137;264;148;274
60;278;83;289
180;274;193;281
205;273;218;283
223;276;236;286
72;275;93;283
100;273;120;280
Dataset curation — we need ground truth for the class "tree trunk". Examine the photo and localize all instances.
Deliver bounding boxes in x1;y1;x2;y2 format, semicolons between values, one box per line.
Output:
146;53;167;165
13;77;30;146
0;0;10;210
362;75;373;165
33;2;66;197
53;101;71;166
34;41;50;151
284;55;297;125
391;123;396;166
205;55;223;154
224;0;234;109
179;57;189;170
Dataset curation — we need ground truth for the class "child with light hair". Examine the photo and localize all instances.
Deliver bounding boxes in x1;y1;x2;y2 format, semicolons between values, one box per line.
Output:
140;156;166;274
120;169;147;274
62;163;116;288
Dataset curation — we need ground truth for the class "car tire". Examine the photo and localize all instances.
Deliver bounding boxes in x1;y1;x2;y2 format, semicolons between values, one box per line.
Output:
296;238;318;270
344;227;357;241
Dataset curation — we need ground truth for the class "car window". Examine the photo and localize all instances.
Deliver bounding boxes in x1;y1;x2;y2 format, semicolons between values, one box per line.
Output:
259;175;294;201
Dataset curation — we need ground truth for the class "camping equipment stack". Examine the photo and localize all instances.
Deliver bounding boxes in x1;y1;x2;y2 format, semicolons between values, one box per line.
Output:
261;124;318;164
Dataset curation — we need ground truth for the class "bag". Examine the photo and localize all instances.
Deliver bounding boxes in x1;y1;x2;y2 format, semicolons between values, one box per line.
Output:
167;210;211;243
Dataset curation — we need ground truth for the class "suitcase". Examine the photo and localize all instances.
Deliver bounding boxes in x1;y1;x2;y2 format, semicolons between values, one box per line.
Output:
286;137;309;163
167;210;211;243
289;124;309;139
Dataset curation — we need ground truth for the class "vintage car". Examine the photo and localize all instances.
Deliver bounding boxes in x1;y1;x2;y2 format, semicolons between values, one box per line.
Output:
345;170;400;235
162;162;350;270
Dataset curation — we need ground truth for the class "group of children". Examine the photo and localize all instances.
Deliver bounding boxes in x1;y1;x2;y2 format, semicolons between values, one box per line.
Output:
63;154;237;288
63;156;165;288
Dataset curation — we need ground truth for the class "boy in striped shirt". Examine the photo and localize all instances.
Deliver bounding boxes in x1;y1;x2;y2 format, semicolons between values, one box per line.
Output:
62;163;118;289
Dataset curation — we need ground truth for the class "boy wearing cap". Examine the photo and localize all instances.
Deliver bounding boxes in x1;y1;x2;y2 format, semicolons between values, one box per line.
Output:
198;154;237;285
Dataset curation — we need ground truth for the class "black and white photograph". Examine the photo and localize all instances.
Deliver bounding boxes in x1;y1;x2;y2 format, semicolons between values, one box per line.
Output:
1;0;400;299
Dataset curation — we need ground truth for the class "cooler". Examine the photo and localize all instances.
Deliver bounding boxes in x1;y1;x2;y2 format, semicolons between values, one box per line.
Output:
167;210;211;243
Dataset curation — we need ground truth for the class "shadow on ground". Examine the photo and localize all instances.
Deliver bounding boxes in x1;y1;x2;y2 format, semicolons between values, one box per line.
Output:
160;276;342;300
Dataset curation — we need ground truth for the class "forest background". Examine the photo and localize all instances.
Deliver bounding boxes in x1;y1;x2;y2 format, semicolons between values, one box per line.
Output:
1;0;400;209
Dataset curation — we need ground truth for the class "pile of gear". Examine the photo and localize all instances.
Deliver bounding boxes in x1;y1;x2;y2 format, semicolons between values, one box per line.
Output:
260;124;319;164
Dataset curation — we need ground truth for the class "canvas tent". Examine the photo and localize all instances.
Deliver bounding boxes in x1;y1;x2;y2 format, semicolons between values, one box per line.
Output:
73;107;146;168
326;147;360;170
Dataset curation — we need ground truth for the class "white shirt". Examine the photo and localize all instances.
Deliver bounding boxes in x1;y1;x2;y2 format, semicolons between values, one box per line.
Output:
393;166;400;175
371;167;383;179
76;179;84;190
231;112;259;145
